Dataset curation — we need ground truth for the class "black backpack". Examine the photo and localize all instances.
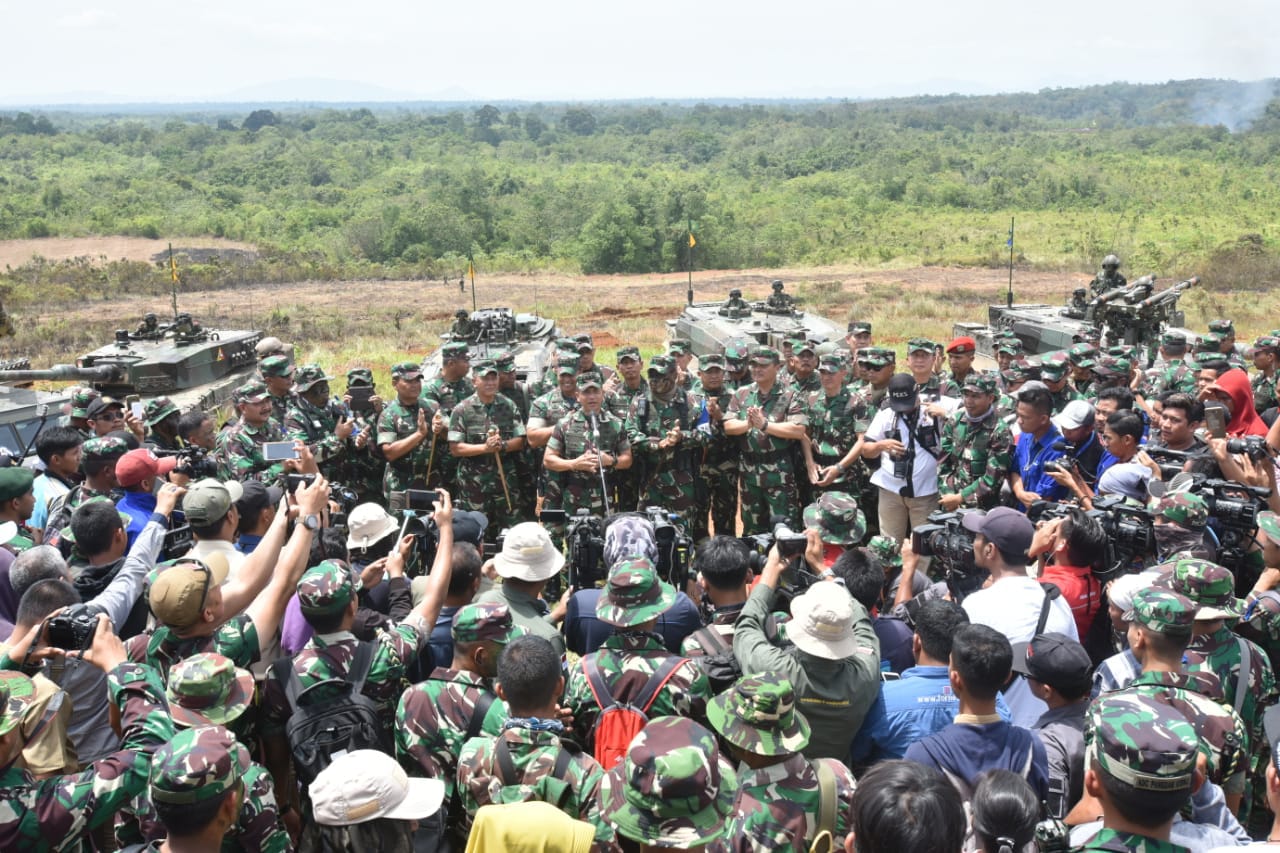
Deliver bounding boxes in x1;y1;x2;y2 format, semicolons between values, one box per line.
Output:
271;641;390;785
690;615;784;695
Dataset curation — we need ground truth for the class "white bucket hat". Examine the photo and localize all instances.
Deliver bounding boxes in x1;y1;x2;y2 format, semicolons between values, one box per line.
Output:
493;522;565;582
345;503;399;552
788;584;859;660
311;750;445;826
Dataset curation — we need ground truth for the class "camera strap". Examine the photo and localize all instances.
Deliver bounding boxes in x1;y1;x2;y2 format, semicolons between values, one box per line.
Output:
1035;583;1062;636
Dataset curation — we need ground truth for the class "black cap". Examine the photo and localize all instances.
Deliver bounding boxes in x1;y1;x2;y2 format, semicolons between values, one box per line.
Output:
236;481;284;518
1011;633;1092;694
962;507;1034;557
452;510;488;546
886;373;919;413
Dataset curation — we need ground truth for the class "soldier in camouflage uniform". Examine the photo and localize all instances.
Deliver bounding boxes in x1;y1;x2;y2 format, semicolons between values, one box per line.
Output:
1068;342;1099;398
544;372;632;518
62;387;99;439
1041;352;1085;414
1075;693;1199;853
838;348;896;537
142;397;184;452
705;673;856;852
457;634;615;844
803;352;862;501
941;336;981;390
284;364;353;482
215;379;289;485
995;337;1025;382
43;436;127;545
574;333;616;385
723;338;753;392
906;338;959;402
938;374;1014;512
691;353;741;538
340;367;387;503
423;340;474;487
526;357;582;512
0;619;176;852
604;345;648;513
449;359;528;533
397;603;520;843
788;339;822;395
134;725;250;851
724;346;808;533
669;337;697;393
377;361;445;506
527;338;579;399
258;355;297;426
1251;335;1279;415
845;320;873;354
490;350;536;517
626;354;707;525
1208;318;1249;370
563;559;712;745
600;716;738;849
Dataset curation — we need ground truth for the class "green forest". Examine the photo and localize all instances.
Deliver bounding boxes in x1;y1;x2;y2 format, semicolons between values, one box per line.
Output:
2;78;1280;293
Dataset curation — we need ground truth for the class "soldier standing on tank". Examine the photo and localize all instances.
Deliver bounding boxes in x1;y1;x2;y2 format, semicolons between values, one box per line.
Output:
804;352;863;504
626;355;706;525
937;374;1013;511
690;354;739;538
216;380;290;485
284;364;353;482
544;373;631;519
1088;254;1127;296
723;346;807;533
377;361;445;509
258;356;296;426
341;367;386;504
449;359;527;533
724;288;750;313
766;279;796;312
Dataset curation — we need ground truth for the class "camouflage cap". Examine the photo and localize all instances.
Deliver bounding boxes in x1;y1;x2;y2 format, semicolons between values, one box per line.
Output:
601;716;738;847
555;356;579;376
554;337;578;353
166;652;255;728
817;352;847;373
0;671;37;738
814;341;838;357
616;345;641;363
390;361;423;381
723;339;752;362
574;333;595;351
489;350;515;372
81;435;129;462
1208;319;1234;335
471;359;498;377
1124;587;1196;635
847;321;872;335
750;346;781;365
907;337;936;354
802;491;867;546
296;559;360;617
1161;331;1188;348
668;338;692;355
1067;343;1098;366
1160;558;1244;621
648;354;677;376
867;535;902;568
596;558;677;628
1259;510;1280;546
233;379;269;404
149;725;248;805
861;347;895;369
1255;336;1280;353
452;601;526;646
1039;352;1070;380
793;338;817;355
963;373;998;395
997;339;1025;356
1087;694;1197;792
259;355;294;379
441;341;470;360
0;467;34;502
143;397;180;427
707;673;810;757
1149;492;1208;530
292;364;332;393
70;387;101;419
1001;360;1039;383
346;367;374;387
1196;332;1224;352
1192;351;1229;370
576;372;602;390
699;353;726;371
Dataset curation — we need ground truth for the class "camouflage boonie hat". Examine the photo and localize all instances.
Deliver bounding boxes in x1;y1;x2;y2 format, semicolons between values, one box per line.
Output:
1196;332;1223;352
601;716;738;847
616;345;641;363
596;558;677;628
555;356;579;376
907;337;936;354
0;672;37;737
749;346;780;365
668;338;692;355
1160;558;1244;621
452;602;526;646
1255;336;1280;353
802;491;867;546
1149;492;1208;530
723;339;752;362
292;364;332;393
648;354;677;376
963;373;998;395
707;673;810;757
1088;694;1197;792
847;321;871;335
1067;343;1098;366
862;347;895;369
817;352;847;373
297;559;360;617
149;725;249;805
70;387;101;419
1125;587;1196;635
1208;319;1234;335
233;379;269;404
576;372;603;390
471;359;498;377
867;535;902;569
699;353;726;371
1258;510;1280;546
1161;331;1188;348
346;367;374;387
143;397;180;427
166;652;255;728
259;355;294;379
81;436;129;462
441;341;470;360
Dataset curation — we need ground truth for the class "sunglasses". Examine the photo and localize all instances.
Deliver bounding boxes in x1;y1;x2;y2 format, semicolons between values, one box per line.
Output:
94;410;125;421
173;558;215;612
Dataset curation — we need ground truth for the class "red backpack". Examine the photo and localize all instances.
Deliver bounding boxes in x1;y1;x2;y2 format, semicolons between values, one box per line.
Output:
582;653;686;769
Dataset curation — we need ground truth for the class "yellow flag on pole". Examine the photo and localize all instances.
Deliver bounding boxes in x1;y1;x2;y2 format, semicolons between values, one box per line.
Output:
170;254;179;284
688;233;696;248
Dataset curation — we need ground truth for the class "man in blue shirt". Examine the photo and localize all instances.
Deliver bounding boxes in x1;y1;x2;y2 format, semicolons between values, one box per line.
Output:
114;449;177;549
1095;410;1144;485
851;598;1010;768
1010;387;1067;508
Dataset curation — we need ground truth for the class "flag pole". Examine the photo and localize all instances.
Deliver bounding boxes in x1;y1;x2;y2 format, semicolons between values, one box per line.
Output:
1006;218;1015;308
686;219;695;306
469;255;477;313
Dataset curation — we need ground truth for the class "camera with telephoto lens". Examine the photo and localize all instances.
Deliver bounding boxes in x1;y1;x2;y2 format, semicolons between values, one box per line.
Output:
45;603;104;651
911;510;982;600
153;446;219;479
1226;435;1271;463
1198;478;1267;589
643;506;693;589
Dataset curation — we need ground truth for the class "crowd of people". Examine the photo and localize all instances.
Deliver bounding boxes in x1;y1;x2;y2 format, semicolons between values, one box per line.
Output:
3;275;1280;853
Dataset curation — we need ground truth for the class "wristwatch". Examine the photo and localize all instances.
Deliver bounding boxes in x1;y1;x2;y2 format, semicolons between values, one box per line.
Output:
301;513;320;531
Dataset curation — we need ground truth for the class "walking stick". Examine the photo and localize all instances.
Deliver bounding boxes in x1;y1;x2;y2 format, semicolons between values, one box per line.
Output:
489;426;513;512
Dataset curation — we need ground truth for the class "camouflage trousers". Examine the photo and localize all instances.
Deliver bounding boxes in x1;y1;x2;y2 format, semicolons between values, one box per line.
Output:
641;467;700;529
700;459;740;538
455;457;524;535
557;471;612;518
740;461;800;536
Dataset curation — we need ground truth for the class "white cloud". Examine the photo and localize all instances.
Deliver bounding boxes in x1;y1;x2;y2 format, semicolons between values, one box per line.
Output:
56;8;112;29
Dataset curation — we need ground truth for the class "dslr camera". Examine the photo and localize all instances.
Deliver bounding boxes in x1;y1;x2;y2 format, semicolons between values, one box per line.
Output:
45;603;104;651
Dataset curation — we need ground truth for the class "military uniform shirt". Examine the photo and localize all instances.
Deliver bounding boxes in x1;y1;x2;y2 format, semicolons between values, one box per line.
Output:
124;613;260;684
1253;372;1278;415
1073;827;1189;853
396;667;508;798
476;584;566;659
215;418;287;485
939;406;1015;509
546;408;629;517
376;397;441;494
284;395;348;468
715;753;857;853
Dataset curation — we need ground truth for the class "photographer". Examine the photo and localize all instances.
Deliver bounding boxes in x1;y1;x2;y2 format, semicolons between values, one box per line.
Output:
862;374;945;544
1028;508;1105;641
1051;400;1104;487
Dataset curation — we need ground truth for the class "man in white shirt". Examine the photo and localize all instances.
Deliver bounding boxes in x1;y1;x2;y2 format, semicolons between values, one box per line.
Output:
960;506;1078;728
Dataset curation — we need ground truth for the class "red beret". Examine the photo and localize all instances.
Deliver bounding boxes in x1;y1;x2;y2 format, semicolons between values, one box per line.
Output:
947;336;977;354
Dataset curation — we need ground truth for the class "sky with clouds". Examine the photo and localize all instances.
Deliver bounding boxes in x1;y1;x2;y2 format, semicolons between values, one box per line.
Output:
3;0;1278;104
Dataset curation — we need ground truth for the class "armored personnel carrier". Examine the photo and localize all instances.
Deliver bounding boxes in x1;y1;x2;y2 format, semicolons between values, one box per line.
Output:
666;282;842;357
421;306;559;383
953;275;1199;368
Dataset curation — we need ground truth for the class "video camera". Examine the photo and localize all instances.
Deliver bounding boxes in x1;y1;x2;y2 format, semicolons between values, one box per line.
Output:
1200;478;1268;589
911;510;984;601
153;446;219;479
1029;496;1155;579
643;506;693;590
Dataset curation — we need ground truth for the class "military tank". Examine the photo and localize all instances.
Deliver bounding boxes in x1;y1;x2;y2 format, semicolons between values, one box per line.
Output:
0;312;262;456
666;282;842;357
953;275;1200;368
421;306;559;383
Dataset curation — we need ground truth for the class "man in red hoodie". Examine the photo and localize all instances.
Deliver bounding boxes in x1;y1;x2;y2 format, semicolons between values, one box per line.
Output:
1204;368;1268;437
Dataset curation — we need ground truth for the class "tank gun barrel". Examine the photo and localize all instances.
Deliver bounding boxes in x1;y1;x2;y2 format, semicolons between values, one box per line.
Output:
0;364;120;383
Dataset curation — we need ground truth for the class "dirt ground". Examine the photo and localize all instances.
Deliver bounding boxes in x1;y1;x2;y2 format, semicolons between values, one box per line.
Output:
0;236;256;269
